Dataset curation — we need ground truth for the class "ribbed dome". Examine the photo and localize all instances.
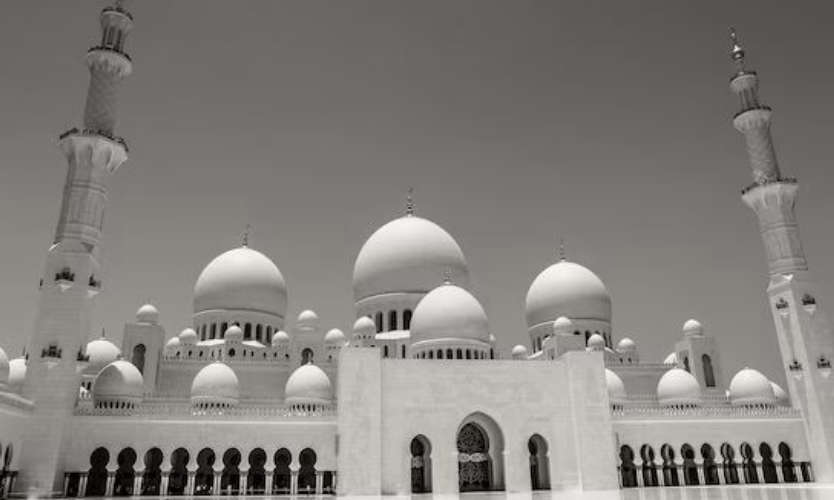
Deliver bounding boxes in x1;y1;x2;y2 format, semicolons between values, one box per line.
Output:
605;368;627;404
136;303;159;324
285;363;333;407
271;330;290;346
85;338;121;374
657;368;701;406
325;328;346;344
511;345;528;360
728;367;775;406
353;216;470;301
0;348;8;385
526;260;611;328
770;381;789;406
8;358;26;391
617;338;637;352
194;246;287;318
191;362;239;407
92;360;144;407
587;334;605;351
682;319;704;337
179;328;198;345
410;283;489;345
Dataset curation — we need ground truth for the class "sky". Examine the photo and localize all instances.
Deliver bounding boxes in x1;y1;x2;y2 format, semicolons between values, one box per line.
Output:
0;1;832;388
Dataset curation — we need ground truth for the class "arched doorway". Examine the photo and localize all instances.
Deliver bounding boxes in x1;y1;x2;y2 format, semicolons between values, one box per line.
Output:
168;448;189;495
701;444;719;485
779;442;797;483
247;448;267;494
619;445;637;488
681;444;699;485
760;443;778;483
194;448;216;495
302;348;314;364
740;442;758;484
132;344;146;374
456;413;504;492
410;435;432;493
86;447;109;497
720;443;739;484
113;447;137;496
528;434;550;490
298;448;317;494
272;448;291;494
640;445;658;487
660;444;678;486
141;448;163;495
220;448;241;494
701;354;715;387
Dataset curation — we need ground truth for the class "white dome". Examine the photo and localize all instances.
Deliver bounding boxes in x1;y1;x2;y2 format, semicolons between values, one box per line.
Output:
179;328;198;345
0;348;8;385
272;330;290;346
605;368;627;403
191;362;239;407
770;381;789;406
682;319;704;337
136;303;159;324
8;358;26;391
325;328;346;344
728;367;776;406
657;368;701;406
526;260;612;329
410;283;489;345
617;338;637;352
85;338;121;374
353;316;376;336
285;363;333;407
353;215;470;301
511;344;528;360
193;246;287;318
587;334;605;351
297;309;319;328
92;360;144;406
224;325;243;342
165;337;181;349
663;352;678;366
553;316;574;335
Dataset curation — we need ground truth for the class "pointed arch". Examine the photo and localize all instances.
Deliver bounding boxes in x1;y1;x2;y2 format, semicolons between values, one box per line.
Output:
619;445;638;487
528;434;550;490
140;448;163;495
113;447;137;496
779;442;797;483
660;444;679;486
168;448;190;495
86;447;110;496
681;444;699;485
639;445;658;487
456;412;505;492
272;448;292;494
410;435;432;493
298;448;317;494
720;442;739;484
194;448;216;495
701;443;719;485
702;354;716;387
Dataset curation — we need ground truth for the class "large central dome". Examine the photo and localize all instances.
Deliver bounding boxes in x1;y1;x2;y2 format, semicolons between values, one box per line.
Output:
525;260;611;328
353;215;470;301
194;246;288;317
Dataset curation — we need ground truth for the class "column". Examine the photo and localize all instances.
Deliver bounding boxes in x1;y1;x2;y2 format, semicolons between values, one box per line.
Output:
265;468;274;494
315;471;323;494
213;470;221;494
677;464;685;485
795;463;803;482
756;462;764;483
332;471;338;493
635;465;643;487
240;470;248;495
160;472;169;496
133;473;142;495
63;474;70;497
290;470;298;495
186;470;195;495
106;471;116;496
696;460;705;485
79;473;88;497
775;462;784;483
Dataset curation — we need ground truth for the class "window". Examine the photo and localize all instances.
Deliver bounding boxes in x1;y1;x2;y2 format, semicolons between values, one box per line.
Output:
256;324;263;342
132;344;146;374
375;312;383;333
221;322;228;337
244;323;252;340
211;324;216;339
702;354;716;387
389;310;398;331
383;346;389;358
302;348;314;364
401;345;406;358
403;310;413;330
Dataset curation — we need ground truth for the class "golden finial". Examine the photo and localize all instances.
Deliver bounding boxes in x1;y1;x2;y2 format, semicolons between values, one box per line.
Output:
558;237;566;261
729;27;746;66
442;268;453;285
406;187;415;216
242;224;251;247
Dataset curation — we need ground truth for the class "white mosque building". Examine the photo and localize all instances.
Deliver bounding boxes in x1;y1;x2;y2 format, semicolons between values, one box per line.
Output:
0;3;832;497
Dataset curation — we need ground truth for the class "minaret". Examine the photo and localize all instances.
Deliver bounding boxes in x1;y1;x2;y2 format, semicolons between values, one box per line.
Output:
15;2;134;494
731;29;834;481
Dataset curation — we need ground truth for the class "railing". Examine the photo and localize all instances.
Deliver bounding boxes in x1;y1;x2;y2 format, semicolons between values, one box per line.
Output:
74;399;337;419
733;104;772;120
612;403;801;419
59;127;129;152
741;176;798;195
87;45;132;62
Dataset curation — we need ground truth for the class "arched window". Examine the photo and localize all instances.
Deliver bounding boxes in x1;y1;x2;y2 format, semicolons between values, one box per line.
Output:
584;331;591;344
266;326;273;339
168;448;190;495
402;345;406;358
383;345;389;358
437;349;443;359
131;344;146;374
247;448;267;494
528;435;550;490
221;448;242;494
211;323;217;339
760;443;778;483
702;354;716;387
490;349;494;359
456;348;463;359
244;323;252;340
740;442;758;483
195;448;216;495
272;449;292;494
466;350;472;360
681;444;699;485
720;443;739;484
298;448;317;494
221;322;228;337
410;435;432;493
683;355;690;372
640;445;658;487
140;448;163;495
87;447;110;496
429;351;434;359
701;444;719;485
375;312;383;333
114;448;137;496
660;444;679;486
302;348;314;364
256;324;263;343
779;442;797;483
619;445;637;488
389;310;398;331
403;309;413;330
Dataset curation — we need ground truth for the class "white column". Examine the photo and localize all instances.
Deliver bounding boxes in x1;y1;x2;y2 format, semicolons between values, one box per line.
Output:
79;474;88;498
775;462;784;483
290;470;298;495
696;460;705;485
265;469;274;494
240;470;248;494
213;470;221;494
315;471;323;494
105;471;115;496
159;472;169;495
186;470;195;495
133;474;142;495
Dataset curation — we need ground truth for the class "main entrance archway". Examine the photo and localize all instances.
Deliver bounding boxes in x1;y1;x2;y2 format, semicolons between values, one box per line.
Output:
456;412;504;492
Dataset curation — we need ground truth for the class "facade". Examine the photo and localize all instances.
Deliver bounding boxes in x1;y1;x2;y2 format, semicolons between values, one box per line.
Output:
0;5;831;498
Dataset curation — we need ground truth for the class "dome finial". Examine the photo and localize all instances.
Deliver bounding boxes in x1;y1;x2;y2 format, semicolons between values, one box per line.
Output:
101;327;106;338
406;187;415;216
729;27;746;69
242;224;251;247
558;237;566;262
442;268;453;285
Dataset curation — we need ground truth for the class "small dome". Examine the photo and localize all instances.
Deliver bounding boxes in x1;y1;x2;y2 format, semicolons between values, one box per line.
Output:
617;337;637;352
0;347;8;384
605;369;627;404
511;344;528;360
488;333;496;344
179;328;198;345
285;363;333;407
682;319;704;337
587;334;605;351
297;309;319;328
353;316;376;336
271;330;290;346
353;215;470;302
663;352;678;366
8;357;26;390
325;328;346;344
224;325;243;342
552;316;574;335
193;246;287;318
165;337;181;349
85;338;121;374
92;360;144;407
728;367;775;406
135;303;159;324
191;362;239;407
526;260;612;329
770;381;789;406
657;368;701;406
410;283;489;345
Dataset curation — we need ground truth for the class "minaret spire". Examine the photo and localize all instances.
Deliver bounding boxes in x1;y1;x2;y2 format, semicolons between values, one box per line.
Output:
405;187;415;216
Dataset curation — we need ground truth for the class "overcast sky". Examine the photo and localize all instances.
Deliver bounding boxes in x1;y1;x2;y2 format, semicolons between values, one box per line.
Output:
1;1;832;387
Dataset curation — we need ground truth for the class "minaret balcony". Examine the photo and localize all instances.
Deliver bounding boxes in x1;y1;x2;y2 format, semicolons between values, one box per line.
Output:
740;176;797;195
86;46;132;78
732;105;772;123
59;127;129;153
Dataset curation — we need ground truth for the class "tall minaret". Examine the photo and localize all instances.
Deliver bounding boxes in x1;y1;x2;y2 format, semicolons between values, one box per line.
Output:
15;2;134;495
731;29;834;481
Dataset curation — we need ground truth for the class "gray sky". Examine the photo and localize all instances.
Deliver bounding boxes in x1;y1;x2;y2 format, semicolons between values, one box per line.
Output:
1;1;832;388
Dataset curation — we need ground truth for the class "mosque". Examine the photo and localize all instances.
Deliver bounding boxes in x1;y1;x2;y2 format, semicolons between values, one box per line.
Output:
0;2;833;498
